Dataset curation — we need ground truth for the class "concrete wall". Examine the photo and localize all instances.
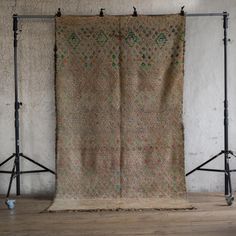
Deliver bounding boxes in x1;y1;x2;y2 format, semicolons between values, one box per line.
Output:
1;0;236;195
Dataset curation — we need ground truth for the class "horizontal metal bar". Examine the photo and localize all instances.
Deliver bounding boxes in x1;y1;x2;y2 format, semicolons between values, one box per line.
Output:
146;13;227;17
0;171;12;174
185;13;228;17
2;168;231;174
13;12;228;20
198;168;225;172
20;170;50;174
14;15;55;19
0;170;50;174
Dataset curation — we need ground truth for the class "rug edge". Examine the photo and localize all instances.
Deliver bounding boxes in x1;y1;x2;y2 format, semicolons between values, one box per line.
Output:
47;197;194;211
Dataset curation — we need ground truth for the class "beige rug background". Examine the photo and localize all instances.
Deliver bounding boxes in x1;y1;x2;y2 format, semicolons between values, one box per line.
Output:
49;14;191;211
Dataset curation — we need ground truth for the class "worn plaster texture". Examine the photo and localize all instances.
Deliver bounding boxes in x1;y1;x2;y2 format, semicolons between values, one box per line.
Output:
0;0;236;195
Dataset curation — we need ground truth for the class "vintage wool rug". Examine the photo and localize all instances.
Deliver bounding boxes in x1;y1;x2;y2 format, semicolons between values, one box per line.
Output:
49;14;192;211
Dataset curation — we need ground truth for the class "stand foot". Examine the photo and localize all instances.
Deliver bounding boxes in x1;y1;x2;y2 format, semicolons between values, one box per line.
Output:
5;199;16;209
225;195;234;206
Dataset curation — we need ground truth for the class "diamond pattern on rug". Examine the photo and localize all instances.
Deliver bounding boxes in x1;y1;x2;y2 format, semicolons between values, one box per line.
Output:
50;15;189;210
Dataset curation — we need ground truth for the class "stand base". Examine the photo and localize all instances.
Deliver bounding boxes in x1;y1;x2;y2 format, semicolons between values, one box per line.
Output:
5;199;16;209
186;150;235;206
225;195;234;206
0;153;55;198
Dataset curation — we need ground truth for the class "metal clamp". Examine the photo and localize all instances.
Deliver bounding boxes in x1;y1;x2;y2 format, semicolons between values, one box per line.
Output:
180;6;185;16
133;7;138;17
100;8;105;17
56;8;61;17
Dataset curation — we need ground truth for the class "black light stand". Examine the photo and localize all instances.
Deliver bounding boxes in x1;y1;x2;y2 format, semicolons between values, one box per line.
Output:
0;13;56;200
186;12;236;206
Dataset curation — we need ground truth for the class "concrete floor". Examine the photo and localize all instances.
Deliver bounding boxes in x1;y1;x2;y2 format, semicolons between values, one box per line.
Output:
0;193;236;235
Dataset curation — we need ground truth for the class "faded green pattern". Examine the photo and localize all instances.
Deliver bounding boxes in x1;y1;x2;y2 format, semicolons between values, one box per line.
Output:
52;15;187;210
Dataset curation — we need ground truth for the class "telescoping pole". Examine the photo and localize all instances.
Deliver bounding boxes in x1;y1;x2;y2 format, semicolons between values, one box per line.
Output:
222;12;232;197
13;14;21;195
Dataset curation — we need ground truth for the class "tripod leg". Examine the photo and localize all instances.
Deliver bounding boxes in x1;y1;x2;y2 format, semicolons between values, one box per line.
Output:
226;162;231;195
225;156;229;195
15;153;20;196
228;172;232;196
0;154;15;167
229;151;236;158
20;154;55;174
225;154;234;205
6;161;16;198
186;151;224;176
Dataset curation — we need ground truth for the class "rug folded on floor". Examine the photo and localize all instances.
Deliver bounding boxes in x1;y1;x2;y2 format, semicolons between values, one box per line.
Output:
49;14;192;211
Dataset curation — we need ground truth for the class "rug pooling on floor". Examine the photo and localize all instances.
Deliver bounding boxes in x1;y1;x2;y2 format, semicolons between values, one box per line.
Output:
49;14;192;211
